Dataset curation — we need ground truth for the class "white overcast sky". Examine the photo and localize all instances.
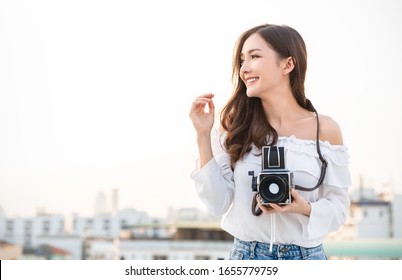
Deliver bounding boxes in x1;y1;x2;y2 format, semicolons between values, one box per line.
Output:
0;0;401;218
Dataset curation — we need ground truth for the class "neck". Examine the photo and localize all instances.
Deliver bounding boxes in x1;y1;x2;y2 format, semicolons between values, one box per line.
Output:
260;89;308;129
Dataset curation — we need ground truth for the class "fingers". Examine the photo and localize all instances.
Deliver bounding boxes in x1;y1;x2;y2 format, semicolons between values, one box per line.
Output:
257;198;277;214
192;98;213;108
193;94;215;107
257;190;309;215
189;93;216;134
190;93;215;114
257;195;288;214
290;188;299;200
197;93;214;99
268;203;283;212
192;93;214;103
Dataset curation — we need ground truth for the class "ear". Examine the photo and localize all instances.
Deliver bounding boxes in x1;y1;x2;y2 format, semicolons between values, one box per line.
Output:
282;56;295;75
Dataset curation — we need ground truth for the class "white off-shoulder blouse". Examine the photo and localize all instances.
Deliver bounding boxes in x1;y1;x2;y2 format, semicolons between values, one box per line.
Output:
191;128;352;248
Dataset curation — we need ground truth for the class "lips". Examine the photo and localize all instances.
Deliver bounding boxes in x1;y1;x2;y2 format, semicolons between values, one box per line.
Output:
245;77;259;86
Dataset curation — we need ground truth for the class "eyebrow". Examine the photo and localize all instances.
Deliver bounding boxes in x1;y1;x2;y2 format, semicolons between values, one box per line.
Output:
240;48;263;56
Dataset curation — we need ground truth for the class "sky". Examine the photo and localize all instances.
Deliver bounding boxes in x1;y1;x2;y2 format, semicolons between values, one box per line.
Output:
0;0;401;219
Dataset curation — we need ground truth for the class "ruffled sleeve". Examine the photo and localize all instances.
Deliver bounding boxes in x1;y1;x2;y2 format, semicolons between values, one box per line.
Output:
282;137;352;240
190;128;235;217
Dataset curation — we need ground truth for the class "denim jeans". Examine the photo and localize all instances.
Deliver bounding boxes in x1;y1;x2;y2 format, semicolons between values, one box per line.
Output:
228;238;327;260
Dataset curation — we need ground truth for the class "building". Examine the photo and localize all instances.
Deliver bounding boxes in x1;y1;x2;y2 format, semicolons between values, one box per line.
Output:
71;208;153;239
324;189;402;259
350;200;392;238
392;195;402;237
1;189;402;260
84;217;233;260
348;188;402;239
94;191;107;216
33;235;83;260
1;212;65;250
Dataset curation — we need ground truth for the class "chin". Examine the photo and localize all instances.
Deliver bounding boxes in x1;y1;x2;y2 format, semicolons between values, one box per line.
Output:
246;89;259;98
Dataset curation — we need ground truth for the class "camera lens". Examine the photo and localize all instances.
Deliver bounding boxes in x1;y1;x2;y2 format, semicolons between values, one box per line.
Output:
259;175;288;203
268;183;279;194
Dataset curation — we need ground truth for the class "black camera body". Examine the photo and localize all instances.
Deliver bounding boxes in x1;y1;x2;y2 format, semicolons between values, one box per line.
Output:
249;146;294;205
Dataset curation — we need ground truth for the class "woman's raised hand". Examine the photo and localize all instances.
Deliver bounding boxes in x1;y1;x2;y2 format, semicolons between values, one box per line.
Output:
189;93;215;136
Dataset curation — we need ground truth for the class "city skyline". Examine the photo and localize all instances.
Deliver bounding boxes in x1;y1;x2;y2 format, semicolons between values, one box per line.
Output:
1;0;402;219
0;179;395;219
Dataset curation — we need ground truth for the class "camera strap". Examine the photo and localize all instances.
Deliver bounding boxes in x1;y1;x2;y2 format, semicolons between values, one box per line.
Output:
294;107;328;191
251;103;328;216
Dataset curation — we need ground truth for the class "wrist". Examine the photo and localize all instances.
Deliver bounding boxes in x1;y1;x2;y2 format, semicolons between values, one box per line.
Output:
303;202;312;217
196;131;213;168
196;131;211;143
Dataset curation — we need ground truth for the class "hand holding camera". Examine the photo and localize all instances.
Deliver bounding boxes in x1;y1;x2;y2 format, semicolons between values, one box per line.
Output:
256;188;312;216
249;146;311;216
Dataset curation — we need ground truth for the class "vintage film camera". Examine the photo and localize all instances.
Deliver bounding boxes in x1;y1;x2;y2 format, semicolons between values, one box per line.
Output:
249;146;294;205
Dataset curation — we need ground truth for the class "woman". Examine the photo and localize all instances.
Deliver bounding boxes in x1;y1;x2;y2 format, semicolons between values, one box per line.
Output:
189;24;351;260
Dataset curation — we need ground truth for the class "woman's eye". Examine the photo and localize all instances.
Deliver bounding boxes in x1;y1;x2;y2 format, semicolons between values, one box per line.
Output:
240;55;259;67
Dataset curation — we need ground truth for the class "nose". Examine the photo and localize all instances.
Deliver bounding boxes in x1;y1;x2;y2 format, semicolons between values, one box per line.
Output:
240;60;251;76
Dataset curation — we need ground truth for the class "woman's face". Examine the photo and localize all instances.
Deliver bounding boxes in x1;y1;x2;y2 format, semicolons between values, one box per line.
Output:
240;33;286;98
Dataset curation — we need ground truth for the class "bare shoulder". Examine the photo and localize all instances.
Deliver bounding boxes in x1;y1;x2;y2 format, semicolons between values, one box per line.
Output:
318;114;344;145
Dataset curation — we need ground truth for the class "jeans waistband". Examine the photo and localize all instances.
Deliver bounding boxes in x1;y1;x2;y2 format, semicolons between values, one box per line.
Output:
233;238;324;259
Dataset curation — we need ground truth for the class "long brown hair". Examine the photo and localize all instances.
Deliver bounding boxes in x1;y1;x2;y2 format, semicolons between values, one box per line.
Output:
220;24;313;169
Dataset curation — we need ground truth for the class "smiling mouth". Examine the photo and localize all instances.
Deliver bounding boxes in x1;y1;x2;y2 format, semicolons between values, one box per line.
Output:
246;77;259;85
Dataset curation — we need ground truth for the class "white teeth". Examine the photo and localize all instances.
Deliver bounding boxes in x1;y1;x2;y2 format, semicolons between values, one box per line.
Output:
247;78;258;83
